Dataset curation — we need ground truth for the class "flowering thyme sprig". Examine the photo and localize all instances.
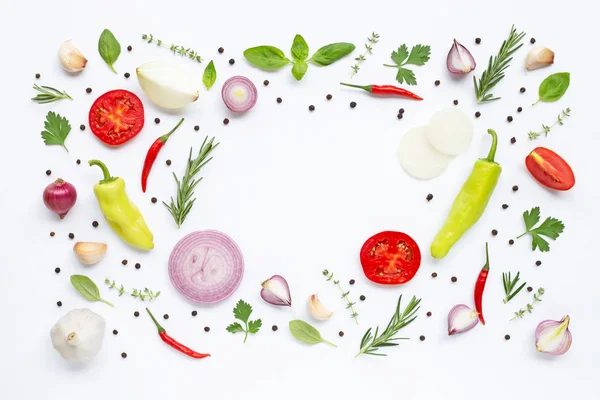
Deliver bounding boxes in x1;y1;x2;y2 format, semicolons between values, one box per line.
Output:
141;34;203;63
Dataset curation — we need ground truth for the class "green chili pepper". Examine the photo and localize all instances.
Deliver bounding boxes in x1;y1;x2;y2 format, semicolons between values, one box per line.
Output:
430;129;501;259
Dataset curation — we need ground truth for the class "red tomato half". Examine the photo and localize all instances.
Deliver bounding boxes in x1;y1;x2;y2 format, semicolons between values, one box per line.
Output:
525;147;575;191
360;231;421;285
88;90;145;146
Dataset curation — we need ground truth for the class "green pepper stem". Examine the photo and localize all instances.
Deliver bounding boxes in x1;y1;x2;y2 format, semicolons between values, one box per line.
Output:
483;242;490;271
160;118;185;144
339;82;372;93
88;159;117;184
485;129;498;162
146;308;166;334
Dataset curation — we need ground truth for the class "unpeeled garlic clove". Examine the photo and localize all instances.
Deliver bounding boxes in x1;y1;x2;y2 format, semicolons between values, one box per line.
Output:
525;47;554;71
307;294;333;321
58;40;87;73
73;242;107;265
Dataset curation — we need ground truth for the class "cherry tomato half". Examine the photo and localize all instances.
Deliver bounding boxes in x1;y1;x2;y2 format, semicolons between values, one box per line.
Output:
525;147;575;191
360;231;422;285
88;89;145;146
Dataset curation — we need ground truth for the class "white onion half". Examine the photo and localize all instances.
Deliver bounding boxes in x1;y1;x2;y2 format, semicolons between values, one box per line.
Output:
136;61;199;110
397;126;453;180
426;108;473;156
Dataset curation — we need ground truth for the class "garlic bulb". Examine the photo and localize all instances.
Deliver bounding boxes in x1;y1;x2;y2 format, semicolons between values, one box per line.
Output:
73;242;107;265
59;40;88;73
307;294;334;320
50;308;105;363
525;47;555;71
136;61;199;109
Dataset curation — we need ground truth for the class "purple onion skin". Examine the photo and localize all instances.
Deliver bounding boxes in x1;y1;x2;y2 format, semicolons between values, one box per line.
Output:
43;179;77;219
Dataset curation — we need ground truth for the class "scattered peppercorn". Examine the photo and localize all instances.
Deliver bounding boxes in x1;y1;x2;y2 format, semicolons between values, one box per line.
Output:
86;88;92;94
191;310;198;317
510;137;516;144
204;327;210;332
154;118;160;124
350;101;357;108
520;87;526;93
527;286;533;292
492;229;498;236
536;260;542;266
127;45;132;52
68;233;75;239
223;118;229;125
475;38;481;44
502;204;509;209
504;334;511;340
50;231;55;237
218;47;224;54
530;38;536;44
349;279;355;285
426;193;433;201
360;295;366;301
57;301;62;307
76;159;81;165
512;185;519;192
309;105;315;111
134;263;141;270
398;108;405;114
426;311;432;317
35;73;41;79
134;311;140;317
229;58;235;65
517;107;523;113
475;111;481;118
194;125;199;131
397;113;403;120
124;72;130;78
451;276;457;282
431;272;437;278
166;159;172;166
453;99;459;105
263;80;269;86
151;197;157;204
507;116;513;122
326;94;332;100
419;335;426;341
80;124;86;131
122;260;128;265
434;80;440;86
163;314;169;320
121;352;127;359
113;329;118;335
46;170;52;176
509;239;515;245
55;267;60;274
339;331;345;337
276;97;282;103
272;325;278;331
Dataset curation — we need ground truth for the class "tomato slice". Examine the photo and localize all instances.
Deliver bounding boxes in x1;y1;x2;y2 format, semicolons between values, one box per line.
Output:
88;90;145;146
525;147;575;191
360;231;422;285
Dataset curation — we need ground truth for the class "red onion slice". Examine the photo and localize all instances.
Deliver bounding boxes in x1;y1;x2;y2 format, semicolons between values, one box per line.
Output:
447;39;476;74
169;230;244;304
221;76;258;112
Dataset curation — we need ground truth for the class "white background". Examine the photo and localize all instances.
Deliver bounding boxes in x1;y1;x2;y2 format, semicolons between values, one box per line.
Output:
1;0;598;399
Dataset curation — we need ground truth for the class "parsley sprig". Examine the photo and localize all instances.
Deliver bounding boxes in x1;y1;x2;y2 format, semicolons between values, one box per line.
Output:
40;111;71;152
502;271;526;304
226;299;262;343
383;44;431;85
517;207;565;252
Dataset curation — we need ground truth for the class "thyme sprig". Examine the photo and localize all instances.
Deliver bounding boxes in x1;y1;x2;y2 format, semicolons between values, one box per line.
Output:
528;108;571;140
142;34;203;63
511;287;545;320
323;269;358;324
104;279;161;301
31;84;73;104
351;32;379;77
502;271;526;303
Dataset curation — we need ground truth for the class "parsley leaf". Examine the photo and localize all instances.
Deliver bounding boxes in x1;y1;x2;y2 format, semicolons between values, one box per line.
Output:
517;207;565;252
391;45;409;65
248;319;262;334
406;44;431;65
226;322;245;334
396;68;417;86
228;299;261;343
41;111;71;152
384;44;431;85
233;299;252;323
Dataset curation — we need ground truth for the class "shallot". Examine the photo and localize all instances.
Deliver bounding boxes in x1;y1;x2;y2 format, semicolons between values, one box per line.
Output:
447;304;479;335
535;315;572;356
43;179;77;219
446;39;476;74
260;275;292;306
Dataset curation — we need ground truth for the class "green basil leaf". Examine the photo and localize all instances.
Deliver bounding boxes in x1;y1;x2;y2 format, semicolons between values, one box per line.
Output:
202;60;217;90
537;72;570;103
289;320;337;347
243;46;291;69
98;29;121;73
70;275;114;307
291;34;309;61
309;42;355;66
291;60;308;81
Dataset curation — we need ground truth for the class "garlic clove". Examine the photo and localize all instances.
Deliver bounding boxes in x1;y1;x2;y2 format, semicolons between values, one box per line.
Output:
307;294;334;321
535;315;572;355
59;40;88;73
73;242;107;265
446;39;476;74
525;47;555;71
136;61;199;109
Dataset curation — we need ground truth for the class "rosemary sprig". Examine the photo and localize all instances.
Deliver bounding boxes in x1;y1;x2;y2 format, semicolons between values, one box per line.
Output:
511;287;545;320
163;137;218;228
473;25;525;103
31;84;73;104
502;271;526;304
351;32;379;77
141;34;203;63
322;269;358;324
528;108;571;140
356;295;421;357
104;279;161;301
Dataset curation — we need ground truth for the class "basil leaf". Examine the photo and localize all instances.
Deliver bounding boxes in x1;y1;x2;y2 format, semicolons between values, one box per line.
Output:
291;60;308;81
291;34;309;61
98;29;121;73
202;60;217;90
289;320;337;347
70;275;114;307
309;42;355;66
537;72;570;104
243;46;291;69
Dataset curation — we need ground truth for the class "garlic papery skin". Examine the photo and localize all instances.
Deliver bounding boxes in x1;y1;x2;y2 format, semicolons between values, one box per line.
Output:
136;61;199;109
535;315;572;356
58;40;88;73
50;309;105;363
447;304;479;335
73;242;107;265
525;47;555;71
307;294;334;321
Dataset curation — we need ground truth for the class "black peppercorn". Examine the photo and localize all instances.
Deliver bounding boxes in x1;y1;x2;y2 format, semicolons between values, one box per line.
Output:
163;314;169;320
113;329;118;335
124;72;130;78
492;229;498;236
426;193;433;201
122;260;128;265
398;108;405;114
339;331;345;337
535;260;542;266
360;295;366;301
223;118;229;125
135;263;141;270
57;301;62;307
191;310;198;317
272;325;278;331
121;352;127;359
229;58;235;65
309;105;315;111
530;38;536;44
419;335;425;341
350;101;357;108
218;47;224;53
349;279;355;285
504;334;510;340
507;116;513;122
68;233;74;239
520;87;526;93
453;99;459;105
434;80;440;86
134;311;139;317
151;197;157;204
127;45;132;51
86;88;92;94
80;124;86;131
326;94;332;100
475;38;481;44
154;118;160;124
76;159;81;165
426;311;432;317
204;327;210;332
512;185;519;192
35;73;41;79
263;80;269;86
194;125;199;131
276;97;282;103
527;286;533;292
431;272;437;278
510;137;516;144
517;107;523;113
502;204;509;209
397;113;403;119
475;111;481;118
55;267;60;274
509;239;515;245
451;276;457;282
166;159;172;166
50;231;55;237
46;170;51;176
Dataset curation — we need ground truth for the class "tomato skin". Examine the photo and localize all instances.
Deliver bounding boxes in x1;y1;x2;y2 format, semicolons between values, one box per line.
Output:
525;147;575;191
88;89;145;146
360;231;422;285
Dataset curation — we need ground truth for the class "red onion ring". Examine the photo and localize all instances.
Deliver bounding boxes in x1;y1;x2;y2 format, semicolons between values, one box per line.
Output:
169;230;244;304
221;76;258;112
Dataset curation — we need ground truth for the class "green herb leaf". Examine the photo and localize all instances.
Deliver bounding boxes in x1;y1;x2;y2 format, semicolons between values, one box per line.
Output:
396;67;417;86
98;29;121;73
517;207;564;252
291;60;308;81
243;46;291;69
41;111;71;152
291;34;309;61
523;207;541;231
31;84;73;104
391;45;409;65
309;43;355;66
528;108;571;139
228;299;261;343
233;299;253;323
248;319;262;334
384;43;431;86
70;275;114;307
502;271;527;303
202;60;217;90
535;72;570;105
226;322;245;333
406;44;431;66
289;320;337;347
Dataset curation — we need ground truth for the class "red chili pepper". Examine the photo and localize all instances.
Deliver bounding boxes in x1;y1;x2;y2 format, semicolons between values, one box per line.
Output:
474;243;490;325
340;82;423;100
146;308;210;359
141;118;184;193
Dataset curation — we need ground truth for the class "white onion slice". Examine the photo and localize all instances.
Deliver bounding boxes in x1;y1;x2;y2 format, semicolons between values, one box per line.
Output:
397;126;453;180
221;76;258;112
426;108;473;156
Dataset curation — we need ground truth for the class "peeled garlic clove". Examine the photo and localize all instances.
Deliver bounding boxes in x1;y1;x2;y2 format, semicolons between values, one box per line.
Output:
535;315;572;355
307;294;334;321
59;40;88;73
73;242;107;265
136;61;199;109
447;304;479;335
526;47;555;71
446;39;476;74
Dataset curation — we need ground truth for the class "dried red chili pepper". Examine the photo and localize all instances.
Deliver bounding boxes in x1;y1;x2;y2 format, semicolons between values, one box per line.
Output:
146;308;210;359
474;243;490;325
141;118;184;193
340;82;423;100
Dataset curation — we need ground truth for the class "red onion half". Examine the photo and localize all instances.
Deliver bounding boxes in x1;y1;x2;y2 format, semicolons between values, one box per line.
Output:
169;230;244;304
447;39;476;74
260;275;292;306
447;304;479;335
221;76;258;112
43;178;77;219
